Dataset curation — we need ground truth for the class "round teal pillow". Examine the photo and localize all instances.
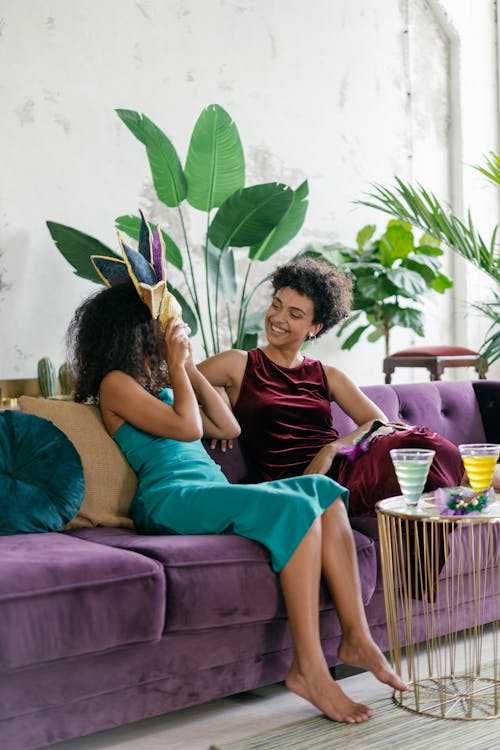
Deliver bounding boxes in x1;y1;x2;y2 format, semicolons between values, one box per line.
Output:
0;410;85;535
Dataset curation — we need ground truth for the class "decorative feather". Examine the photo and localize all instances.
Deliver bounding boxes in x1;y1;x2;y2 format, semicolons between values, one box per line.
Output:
91;256;129;287
138;209;153;262
338;420;395;462
152;226;166;282
434;486;493;516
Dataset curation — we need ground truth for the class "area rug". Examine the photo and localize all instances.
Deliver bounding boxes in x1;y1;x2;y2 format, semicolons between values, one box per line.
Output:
209;694;500;750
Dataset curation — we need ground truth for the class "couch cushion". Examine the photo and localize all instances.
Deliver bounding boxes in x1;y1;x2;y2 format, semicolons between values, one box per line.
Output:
67;527;377;631
18;396;136;529
0;410;85;534
333;381;486;446
0;533;165;670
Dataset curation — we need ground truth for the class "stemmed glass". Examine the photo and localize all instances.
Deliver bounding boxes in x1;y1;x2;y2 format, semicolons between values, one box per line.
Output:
458;444;500;491
390;448;435;506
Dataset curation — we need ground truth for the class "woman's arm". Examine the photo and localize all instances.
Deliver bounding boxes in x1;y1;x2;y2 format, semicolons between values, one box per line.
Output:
303;366;388;476
197;350;248;408
100;319;203;441
185;358;241;440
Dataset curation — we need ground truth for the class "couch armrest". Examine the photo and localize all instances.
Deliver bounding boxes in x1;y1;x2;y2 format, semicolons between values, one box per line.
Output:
472;380;500;443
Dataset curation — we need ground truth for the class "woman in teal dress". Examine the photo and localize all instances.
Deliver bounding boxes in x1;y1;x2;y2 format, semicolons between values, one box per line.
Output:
67;280;406;726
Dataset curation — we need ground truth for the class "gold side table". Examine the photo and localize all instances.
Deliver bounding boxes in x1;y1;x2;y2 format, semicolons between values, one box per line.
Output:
376;495;500;720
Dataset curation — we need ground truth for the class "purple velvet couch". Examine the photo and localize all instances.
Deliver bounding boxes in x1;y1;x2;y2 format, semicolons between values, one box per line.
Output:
1;379;499;750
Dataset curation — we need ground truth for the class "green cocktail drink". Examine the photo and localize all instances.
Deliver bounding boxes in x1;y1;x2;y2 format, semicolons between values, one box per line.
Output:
390;448;435;505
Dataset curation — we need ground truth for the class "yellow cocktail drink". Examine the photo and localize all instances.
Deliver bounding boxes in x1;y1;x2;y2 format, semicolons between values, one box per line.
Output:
459;444;500;491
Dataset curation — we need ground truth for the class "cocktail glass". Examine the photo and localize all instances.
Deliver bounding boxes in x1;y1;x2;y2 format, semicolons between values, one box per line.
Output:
390;448;435;506
458;444;500;491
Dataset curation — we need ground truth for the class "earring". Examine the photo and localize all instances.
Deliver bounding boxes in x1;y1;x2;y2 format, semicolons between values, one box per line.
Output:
307;333;316;341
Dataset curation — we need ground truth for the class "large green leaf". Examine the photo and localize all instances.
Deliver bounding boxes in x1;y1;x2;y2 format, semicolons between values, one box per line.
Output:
208;183;294;250
385;267;429;297
115;215;183;270
418;232;441;249
356;274;399;301
300;242;347;267
240;308;266;333
389;305;425;335
233;332;259;351
167;283;197;336
367;328;385;343
116;109;186;207
46;222;119;284
379;224;414;266
207;243;237;304
340;324;370;350
430;272;454;293
185;104;245;211
402;255;452;291
341;261;385;274
416;243;444;256
249;180;309;261
356;224;376;250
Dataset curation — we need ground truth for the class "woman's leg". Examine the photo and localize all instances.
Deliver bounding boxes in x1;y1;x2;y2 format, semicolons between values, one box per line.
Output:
319;499;407;690
280;512;374;723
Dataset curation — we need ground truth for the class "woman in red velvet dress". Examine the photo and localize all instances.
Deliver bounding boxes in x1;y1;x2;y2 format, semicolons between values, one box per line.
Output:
198;258;464;515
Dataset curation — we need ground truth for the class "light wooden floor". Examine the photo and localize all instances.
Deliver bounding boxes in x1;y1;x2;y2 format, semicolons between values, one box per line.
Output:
52;630;497;750
51;670;387;750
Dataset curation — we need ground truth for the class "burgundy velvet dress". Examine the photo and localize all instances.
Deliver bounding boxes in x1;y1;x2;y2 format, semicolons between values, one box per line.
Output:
233;349;463;516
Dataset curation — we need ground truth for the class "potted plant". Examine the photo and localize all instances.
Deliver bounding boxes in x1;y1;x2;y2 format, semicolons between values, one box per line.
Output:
307;219;453;357
357;152;500;371
47;104;309;356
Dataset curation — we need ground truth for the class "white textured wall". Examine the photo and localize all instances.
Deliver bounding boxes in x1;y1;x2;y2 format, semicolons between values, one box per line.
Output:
0;0;498;384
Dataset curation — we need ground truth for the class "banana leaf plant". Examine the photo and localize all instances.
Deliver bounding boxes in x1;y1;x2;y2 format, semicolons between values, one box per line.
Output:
47;104;309;357
357;152;500;372
306;220;453;357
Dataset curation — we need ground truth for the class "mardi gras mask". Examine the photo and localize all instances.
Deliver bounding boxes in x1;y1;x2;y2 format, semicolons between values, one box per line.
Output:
91;210;182;330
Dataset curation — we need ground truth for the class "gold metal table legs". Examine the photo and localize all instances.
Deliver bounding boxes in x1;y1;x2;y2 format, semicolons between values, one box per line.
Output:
377;497;500;720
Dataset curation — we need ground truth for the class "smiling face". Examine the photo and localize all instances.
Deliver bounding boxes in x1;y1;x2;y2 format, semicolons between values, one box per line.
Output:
265;286;323;349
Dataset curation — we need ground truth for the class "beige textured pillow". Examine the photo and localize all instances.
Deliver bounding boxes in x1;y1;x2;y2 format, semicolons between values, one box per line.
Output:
18;396;136;529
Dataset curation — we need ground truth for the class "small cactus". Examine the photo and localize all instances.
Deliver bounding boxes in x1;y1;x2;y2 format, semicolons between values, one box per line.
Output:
58;361;73;396
37;357;57;398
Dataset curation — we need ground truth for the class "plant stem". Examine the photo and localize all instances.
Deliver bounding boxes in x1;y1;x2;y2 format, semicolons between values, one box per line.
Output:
214;252;224;353
236;260;253;347
225;300;234;347
204;213;217;355
177;206;210;357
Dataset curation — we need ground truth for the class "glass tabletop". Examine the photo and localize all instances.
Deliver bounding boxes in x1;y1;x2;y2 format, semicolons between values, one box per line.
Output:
376;491;500;521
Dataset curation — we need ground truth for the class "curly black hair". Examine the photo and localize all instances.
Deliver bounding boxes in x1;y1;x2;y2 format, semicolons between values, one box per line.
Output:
271;257;353;337
66;281;167;403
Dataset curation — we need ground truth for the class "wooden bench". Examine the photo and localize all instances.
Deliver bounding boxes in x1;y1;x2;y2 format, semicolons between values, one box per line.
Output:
383;346;487;383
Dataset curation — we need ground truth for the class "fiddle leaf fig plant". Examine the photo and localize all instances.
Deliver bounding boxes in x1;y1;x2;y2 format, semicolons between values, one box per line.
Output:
47;104;309;357
358;151;500;370
309;219;453;357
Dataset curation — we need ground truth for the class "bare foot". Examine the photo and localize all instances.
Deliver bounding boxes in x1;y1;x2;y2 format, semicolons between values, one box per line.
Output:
338;636;408;692
286;662;374;724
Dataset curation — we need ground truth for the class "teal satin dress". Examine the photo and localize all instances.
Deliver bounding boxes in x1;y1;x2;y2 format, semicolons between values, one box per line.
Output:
113;388;348;572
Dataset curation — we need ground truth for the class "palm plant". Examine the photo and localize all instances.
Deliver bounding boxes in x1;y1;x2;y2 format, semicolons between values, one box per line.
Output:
47;104;309;357
357;151;500;370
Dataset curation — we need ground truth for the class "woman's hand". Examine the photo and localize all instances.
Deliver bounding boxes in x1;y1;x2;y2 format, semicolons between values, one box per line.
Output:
303;443;339;475
209;438;234;452
164;319;191;370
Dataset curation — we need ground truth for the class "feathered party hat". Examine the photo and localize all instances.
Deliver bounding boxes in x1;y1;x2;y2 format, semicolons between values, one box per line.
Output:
91;210;182;329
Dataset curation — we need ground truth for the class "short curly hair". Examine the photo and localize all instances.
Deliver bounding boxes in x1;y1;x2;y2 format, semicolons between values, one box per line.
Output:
66;281;167;403
270;257;352;337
